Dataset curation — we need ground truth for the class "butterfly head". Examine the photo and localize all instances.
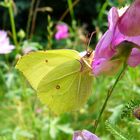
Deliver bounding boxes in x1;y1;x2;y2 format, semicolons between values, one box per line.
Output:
80;50;94;71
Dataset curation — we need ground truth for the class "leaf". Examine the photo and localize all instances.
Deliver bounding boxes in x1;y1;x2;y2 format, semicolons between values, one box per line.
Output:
105;121;133;140
57;124;73;134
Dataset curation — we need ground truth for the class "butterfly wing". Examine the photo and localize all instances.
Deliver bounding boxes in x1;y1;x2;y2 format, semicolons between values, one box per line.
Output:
16;50;80;90
37;60;93;114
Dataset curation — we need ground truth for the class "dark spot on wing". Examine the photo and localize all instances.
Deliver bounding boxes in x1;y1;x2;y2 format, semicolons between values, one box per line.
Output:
56;85;60;89
45;59;48;63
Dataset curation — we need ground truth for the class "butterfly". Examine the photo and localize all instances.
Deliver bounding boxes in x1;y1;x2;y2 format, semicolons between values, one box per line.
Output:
16;49;94;114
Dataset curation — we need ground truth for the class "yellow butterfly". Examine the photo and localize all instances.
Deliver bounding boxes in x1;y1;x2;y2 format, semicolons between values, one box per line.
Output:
16;49;94;114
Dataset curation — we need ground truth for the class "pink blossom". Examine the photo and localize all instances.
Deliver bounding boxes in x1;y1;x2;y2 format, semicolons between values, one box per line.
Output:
0;30;14;54
128;48;140;67
73;130;100;140
118;0;140;36
55;23;69;40
92;1;140;76
36;108;42;114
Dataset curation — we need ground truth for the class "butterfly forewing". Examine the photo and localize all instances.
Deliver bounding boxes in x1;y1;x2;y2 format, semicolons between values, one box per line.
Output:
16;50;80;90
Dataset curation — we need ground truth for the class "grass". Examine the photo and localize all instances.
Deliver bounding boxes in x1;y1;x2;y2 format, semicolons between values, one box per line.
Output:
0;61;140;140
0;0;139;140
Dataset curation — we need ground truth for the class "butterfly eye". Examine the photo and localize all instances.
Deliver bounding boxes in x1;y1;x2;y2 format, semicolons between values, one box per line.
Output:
133;107;140;120
86;51;91;57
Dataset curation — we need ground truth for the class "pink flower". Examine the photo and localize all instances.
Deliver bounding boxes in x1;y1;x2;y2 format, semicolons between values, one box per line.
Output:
73;130;100;140
0;30;14;54
55;23;69;40
35;108;42;114
92;1;140;76
118;0;140;36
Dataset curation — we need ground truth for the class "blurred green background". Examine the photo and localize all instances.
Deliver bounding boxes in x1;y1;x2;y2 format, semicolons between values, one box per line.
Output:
1;0;140;140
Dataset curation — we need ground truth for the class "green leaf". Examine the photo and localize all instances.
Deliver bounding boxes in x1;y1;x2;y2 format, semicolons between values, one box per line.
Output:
105;121;133;140
57;124;73;134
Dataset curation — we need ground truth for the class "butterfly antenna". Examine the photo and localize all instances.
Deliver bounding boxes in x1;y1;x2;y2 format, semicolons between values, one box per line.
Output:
85;33;90;52
87;31;96;52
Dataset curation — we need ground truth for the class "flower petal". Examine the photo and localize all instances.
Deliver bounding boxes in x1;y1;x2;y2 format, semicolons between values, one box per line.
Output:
0;31;7;42
92;58;122;76
127;48;140;67
55;23;69;40
126;35;140;48
113;27;140;49
108;7;119;30
73;130;100;140
56;24;69;32
0;30;15;54
118;0;140;36
55;31;69;40
94;30;115;59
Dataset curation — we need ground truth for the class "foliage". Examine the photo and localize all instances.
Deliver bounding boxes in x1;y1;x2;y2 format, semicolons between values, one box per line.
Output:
0;0;140;140
105;121;133;140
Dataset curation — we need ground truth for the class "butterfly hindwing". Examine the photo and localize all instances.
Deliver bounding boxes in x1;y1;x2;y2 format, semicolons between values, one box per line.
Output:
37;60;93;114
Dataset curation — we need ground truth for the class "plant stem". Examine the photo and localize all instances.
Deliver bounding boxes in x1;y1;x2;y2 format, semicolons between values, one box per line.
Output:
8;0;18;50
30;0;41;38
59;0;79;21
67;0;75;22
26;0;36;39
98;1;108;23
94;64;127;133
46;15;53;50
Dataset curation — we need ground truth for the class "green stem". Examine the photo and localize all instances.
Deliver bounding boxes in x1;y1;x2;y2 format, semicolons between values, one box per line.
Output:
46;15;53;50
98;0;108;22
67;0;75;22
26;0;36;39
30;0;41;38
59;0;79;21
94;64;127;133
8;0;18;50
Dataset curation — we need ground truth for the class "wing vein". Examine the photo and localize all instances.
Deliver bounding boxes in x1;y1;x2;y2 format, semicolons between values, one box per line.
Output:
44;70;79;85
77;73;81;107
58;74;79;111
63;74;79;95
